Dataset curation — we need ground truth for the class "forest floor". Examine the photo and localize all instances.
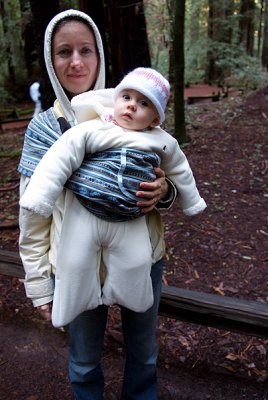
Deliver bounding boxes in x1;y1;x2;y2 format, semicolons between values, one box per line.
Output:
0;85;268;399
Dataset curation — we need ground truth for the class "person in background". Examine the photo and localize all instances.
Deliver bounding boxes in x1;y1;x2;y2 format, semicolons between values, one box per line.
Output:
20;67;206;328
29;81;43;117
18;9;178;400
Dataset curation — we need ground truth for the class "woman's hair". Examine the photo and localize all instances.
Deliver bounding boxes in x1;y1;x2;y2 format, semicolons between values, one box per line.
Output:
52;15;95;43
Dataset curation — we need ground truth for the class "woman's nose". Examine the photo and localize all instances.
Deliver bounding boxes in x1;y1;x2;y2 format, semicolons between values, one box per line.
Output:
70;52;83;68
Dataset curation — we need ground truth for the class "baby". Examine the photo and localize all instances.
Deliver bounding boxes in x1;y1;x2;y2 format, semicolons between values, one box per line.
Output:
20;68;206;326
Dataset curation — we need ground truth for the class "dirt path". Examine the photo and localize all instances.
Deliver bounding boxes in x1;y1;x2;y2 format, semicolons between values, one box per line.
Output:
1;292;268;400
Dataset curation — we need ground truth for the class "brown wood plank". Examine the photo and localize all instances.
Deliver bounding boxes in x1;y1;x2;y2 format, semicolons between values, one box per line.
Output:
0;249;24;278
159;286;268;338
0;260;24;278
187;92;220;104
1;249;268;337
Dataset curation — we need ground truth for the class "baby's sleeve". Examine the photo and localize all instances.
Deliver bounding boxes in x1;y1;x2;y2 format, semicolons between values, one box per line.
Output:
162;140;207;216
19;124;96;218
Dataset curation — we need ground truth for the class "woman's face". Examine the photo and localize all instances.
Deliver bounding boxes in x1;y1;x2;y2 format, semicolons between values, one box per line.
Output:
52;21;99;97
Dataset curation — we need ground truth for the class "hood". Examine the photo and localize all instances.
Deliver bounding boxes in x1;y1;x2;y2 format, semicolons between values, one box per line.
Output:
44;9;106;126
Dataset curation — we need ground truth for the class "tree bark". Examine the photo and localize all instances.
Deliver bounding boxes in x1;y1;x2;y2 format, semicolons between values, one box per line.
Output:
0;1;16;85
261;0;268;69
103;0;151;86
239;0;255;56
29;0;60;109
257;0;264;56
172;0;186;144
78;0;110;84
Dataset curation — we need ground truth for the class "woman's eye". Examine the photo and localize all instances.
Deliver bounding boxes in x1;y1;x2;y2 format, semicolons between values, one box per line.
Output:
81;47;94;55
57;48;71;57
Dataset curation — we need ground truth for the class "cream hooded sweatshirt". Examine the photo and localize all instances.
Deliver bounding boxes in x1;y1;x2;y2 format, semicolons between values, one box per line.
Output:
18;9;172;328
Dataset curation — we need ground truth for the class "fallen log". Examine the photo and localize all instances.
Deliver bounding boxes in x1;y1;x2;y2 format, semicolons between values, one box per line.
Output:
159;285;268;338
0;106;33;129
1;249;268;338
0;249;23;278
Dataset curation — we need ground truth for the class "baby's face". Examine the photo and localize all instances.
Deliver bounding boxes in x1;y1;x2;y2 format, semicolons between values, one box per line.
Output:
114;89;160;131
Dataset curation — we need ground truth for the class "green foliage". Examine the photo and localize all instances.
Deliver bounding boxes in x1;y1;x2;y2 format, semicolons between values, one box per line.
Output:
0;86;15;103
202;38;268;90
144;0;170;75
0;149;22;158
183;0;268;89
0;0;27;85
222;54;268;91
185;37;208;84
59;0;79;9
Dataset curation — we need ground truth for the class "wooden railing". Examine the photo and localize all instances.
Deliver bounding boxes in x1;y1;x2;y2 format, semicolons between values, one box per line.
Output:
0;106;33;129
187;92;221;105
1;249;268;338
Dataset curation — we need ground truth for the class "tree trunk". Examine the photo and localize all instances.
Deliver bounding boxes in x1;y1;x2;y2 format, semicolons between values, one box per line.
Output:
225;0;234;45
189;0;200;47
78;0;110;84
206;0;216;83
19;0;37;78
173;0;186;144
29;0;60;109
206;0;223;83
103;0;151;86
0;0;16;85
261;0;268;69
205;0;233;84
239;0;255;56
257;0;264;57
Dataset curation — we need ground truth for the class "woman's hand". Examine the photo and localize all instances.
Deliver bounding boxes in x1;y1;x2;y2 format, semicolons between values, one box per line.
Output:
37;303;52;322
136;167;169;214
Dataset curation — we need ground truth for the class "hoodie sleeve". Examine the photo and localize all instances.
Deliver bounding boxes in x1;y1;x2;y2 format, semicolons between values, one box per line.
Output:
19;175;54;306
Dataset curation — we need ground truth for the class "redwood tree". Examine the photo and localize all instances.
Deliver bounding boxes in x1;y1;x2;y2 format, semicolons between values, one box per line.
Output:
261;0;268;69
172;0;186;143
78;1;110;82
29;0;60;109
0;1;16;85
239;0;255;56
103;0;151;86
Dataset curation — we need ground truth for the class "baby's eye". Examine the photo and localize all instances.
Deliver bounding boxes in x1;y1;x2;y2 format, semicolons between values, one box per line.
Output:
140;100;149;107
122;94;131;100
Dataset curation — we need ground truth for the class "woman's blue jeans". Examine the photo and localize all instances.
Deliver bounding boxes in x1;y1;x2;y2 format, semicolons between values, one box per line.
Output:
68;258;163;400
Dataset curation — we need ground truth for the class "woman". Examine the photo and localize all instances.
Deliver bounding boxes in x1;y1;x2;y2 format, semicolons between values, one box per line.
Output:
18;9;176;400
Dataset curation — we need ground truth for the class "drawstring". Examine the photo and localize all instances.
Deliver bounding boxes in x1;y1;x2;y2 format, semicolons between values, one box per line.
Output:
118;148;134;199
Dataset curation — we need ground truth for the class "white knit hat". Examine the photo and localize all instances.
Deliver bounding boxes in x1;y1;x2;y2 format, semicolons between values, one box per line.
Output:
114;68;170;123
